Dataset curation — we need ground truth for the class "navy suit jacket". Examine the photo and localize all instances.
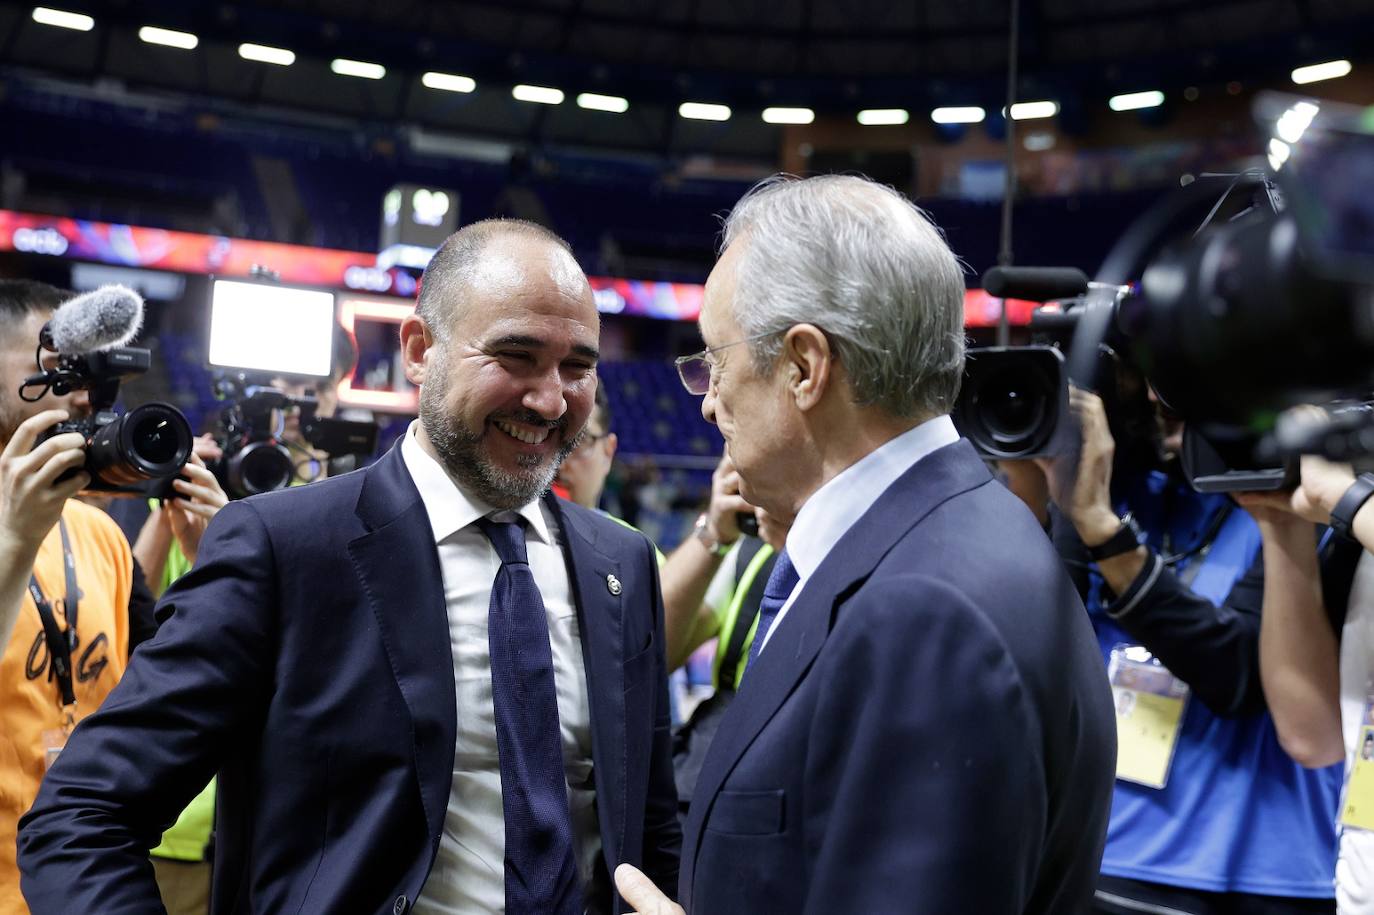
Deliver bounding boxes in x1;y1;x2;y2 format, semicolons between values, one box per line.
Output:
18;443;681;914
680;440;1116;914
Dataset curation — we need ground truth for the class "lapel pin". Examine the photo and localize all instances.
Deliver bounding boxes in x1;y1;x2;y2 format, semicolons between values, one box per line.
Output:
606;574;622;596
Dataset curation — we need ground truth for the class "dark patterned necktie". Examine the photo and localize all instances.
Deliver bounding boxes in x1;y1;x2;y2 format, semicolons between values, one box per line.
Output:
477;517;582;915
745;548;799;674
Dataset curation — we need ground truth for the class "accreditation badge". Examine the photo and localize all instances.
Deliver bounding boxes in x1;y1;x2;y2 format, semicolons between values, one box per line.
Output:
1340;680;1374;831
40;705;76;771
1109;646;1189;789
40;727;69;771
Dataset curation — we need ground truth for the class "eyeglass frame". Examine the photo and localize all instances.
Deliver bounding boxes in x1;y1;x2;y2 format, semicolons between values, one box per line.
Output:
673;330;780;395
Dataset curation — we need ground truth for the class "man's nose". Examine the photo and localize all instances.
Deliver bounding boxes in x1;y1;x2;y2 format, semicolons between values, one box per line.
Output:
701;386;718;426
66;387;92;416
523;368;568;421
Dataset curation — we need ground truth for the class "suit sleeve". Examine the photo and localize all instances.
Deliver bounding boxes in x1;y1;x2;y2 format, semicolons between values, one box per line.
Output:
18;499;279;914
1052;508;1266;717
800;576;1045;914
638;533;683;898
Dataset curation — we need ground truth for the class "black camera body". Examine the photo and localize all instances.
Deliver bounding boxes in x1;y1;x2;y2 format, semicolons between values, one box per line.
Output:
25;346;193;493
206;374;378;499
955;344;1077;460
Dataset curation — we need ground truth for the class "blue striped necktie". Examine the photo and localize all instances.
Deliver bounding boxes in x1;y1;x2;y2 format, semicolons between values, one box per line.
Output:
745;548;799;674
478;516;582;915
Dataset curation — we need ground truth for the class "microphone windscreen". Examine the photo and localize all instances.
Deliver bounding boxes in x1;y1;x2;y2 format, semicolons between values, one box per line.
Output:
982;267;1090;302
45;285;145;353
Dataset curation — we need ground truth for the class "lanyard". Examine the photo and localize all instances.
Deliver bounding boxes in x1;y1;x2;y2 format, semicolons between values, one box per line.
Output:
26;519;79;710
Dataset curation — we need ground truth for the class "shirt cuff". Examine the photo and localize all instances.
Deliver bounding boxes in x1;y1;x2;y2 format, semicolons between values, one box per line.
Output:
1102;550;1163;620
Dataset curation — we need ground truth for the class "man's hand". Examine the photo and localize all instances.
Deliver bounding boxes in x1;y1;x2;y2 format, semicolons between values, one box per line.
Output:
1235;455;1357;528
163;453;228;565
0;409;89;555
614;864;684;915
1036;387;1120;546
704;450;754;549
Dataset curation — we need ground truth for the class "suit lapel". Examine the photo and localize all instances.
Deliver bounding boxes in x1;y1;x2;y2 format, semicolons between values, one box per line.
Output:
548;496;629;869
681;440;993;895
346;443;457;846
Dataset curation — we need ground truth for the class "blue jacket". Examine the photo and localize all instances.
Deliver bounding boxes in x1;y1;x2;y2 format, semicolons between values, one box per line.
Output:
18;442;681;914
680;439;1117;913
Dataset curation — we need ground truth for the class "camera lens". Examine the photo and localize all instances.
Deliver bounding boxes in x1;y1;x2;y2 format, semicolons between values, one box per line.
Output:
85;402;193;488
227;441;294;497
131;413;182;466
976;367;1049;445
954;347;1066;459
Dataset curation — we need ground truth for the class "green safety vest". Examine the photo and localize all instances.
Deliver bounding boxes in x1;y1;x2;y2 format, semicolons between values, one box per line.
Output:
711;539;777;692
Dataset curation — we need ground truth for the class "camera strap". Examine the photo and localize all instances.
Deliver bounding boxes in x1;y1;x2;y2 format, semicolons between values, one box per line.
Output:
26;519;80;710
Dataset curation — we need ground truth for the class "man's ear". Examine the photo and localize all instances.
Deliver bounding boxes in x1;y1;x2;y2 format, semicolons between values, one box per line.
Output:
781;323;832;412
399;314;434;386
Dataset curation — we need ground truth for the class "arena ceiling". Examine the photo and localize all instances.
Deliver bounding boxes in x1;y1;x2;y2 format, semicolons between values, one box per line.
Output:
0;0;1370;157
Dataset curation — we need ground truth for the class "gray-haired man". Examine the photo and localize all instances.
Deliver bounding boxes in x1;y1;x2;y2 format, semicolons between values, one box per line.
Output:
617;174;1116;914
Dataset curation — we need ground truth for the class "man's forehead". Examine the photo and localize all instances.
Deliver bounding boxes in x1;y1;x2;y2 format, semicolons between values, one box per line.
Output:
469;237;587;297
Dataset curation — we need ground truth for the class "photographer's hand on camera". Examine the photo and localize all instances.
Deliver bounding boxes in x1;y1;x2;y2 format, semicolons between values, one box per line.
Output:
1037;388;1122;543
703;453;751;551
660;449;756;670
164;453;228;564
133;436;229;595
0;409;88;648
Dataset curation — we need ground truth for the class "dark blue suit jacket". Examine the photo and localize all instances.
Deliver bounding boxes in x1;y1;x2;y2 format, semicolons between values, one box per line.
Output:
18;443;681;914
680;440;1116;914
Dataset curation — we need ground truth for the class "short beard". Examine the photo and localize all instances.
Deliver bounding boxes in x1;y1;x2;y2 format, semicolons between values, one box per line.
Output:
418;355;581;510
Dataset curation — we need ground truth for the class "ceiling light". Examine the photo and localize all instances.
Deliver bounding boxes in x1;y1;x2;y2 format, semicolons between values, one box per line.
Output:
679;102;731;122
762;107;815;125
931;106;986;124
422;72;475;93
513;84;564;105
31;7;93;31
1291;60;1352;85
1007;100;1059;120
138;26;197;49
331;58;385;80
857;109;910;126
1109;90;1164;111
577;92;629;113
238;43;295;66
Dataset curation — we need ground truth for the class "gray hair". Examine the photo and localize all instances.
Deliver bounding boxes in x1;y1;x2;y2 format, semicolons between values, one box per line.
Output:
721;174;967;419
415;218;575;342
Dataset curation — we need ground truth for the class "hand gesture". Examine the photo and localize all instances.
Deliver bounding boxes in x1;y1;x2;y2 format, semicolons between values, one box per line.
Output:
0;410;88;554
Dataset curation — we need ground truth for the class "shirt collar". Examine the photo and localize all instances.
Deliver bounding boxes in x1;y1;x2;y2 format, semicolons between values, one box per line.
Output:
399;420;552;546
786;414;959;581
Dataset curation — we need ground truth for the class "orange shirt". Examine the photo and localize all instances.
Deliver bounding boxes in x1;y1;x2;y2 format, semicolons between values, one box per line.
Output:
0;500;131;915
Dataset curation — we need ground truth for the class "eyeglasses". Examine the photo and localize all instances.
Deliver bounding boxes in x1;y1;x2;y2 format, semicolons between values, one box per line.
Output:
572;430;608;452
674;331;778;395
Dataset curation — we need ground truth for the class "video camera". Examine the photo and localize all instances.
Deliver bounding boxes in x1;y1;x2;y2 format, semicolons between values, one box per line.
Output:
197;276;377;499
21;285;193;493
953;268;1143;461
962;93;1374;493
206;372;378;499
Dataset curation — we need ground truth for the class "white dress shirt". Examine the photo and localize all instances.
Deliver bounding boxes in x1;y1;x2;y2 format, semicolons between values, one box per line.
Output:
757;414;961;653
401;423;599;914
1338;553;1374;914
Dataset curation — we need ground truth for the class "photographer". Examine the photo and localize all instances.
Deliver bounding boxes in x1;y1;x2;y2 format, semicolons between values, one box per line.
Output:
0;280;135;911
1238;438;1374;913
1008;381;1341;914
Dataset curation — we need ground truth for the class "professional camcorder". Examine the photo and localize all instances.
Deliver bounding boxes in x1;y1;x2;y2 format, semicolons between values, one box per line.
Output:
953;268;1144;461
198;275;377;499
206;373;379;499
962;93;1374;492
21;285;193;493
